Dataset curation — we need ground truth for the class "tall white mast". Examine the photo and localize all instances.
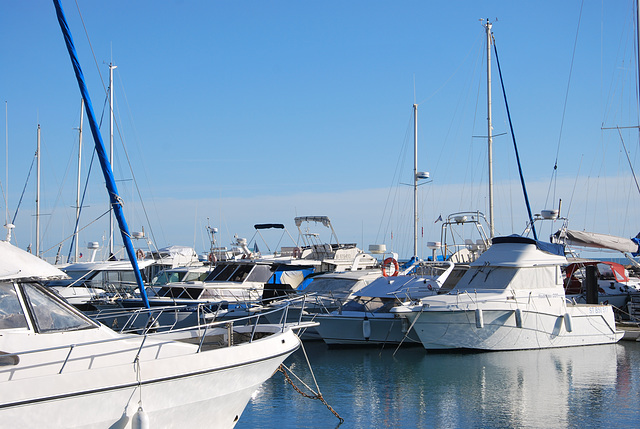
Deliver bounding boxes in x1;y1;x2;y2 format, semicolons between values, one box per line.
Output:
74;99;84;262
485;20;495;238
109;62;116;256
413;103;419;259
36;124;41;257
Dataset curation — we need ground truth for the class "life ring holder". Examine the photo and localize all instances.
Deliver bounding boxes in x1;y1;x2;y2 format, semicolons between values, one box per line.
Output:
382;257;399;277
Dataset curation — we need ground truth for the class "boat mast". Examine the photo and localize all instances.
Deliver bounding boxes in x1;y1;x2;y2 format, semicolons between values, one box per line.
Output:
53;0;150;308
75;99;84;262
485;20;495;239
36;124;41;257
108;63;116;257
413;103;419;259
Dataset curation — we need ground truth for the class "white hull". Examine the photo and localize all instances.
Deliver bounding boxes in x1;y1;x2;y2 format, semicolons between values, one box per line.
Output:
0;325;299;428
405;303;622;351
313;312;420;346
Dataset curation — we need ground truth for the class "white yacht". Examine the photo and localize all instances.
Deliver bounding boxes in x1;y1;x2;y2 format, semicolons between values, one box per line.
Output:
0;240;301;427
392;236;624;351
311;261;454;346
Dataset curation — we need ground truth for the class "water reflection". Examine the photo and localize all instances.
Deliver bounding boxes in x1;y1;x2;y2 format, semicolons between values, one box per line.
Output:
241;342;640;428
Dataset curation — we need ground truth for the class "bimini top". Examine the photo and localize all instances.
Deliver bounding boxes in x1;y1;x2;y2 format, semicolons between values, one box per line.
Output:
0;240;68;282
295;216;331;228
470;235;566;268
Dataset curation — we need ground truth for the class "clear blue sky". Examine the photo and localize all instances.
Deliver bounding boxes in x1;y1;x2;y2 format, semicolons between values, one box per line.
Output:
1;0;639;261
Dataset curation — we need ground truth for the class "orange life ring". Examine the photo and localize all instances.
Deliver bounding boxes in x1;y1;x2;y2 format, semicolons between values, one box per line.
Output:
382;257;399;277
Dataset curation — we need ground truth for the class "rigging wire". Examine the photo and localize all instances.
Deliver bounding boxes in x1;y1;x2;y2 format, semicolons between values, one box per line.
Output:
10;153;36;226
492;35;537;240
71;1;160;256
545;0;585;210
66;148;97;263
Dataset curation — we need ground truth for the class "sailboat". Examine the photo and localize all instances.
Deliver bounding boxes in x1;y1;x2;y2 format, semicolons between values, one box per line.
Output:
0;2;306;427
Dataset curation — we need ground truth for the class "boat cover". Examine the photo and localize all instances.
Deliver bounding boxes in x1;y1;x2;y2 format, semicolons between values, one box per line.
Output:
555;229;640;256
0;241;68;281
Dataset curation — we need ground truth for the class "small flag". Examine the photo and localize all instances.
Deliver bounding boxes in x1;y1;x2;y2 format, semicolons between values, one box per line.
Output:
435;214;443;223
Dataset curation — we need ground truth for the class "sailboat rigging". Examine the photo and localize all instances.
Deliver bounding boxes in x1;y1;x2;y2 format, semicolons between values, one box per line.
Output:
53;0;150;308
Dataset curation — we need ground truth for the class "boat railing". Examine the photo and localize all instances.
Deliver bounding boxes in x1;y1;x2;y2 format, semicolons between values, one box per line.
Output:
1;302;307;378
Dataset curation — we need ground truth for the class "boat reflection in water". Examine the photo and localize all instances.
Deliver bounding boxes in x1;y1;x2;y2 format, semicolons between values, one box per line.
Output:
242;341;640;428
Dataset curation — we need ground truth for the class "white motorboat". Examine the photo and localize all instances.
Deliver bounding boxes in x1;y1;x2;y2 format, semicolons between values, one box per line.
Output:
311;261;454;346
392;236;624;351
0;239;301;428
47;244;204;310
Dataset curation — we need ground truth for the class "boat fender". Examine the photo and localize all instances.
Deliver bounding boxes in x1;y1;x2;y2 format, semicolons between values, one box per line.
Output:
381;257;399;277
362;317;371;340
475;308;484;329
514;308;523;328
132;405;150;429
563;313;573;332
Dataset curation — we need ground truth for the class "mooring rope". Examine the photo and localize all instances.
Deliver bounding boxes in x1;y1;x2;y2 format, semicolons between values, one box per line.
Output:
277;363;344;424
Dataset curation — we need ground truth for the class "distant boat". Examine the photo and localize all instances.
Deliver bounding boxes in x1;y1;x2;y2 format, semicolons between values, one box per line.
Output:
312;261;454;346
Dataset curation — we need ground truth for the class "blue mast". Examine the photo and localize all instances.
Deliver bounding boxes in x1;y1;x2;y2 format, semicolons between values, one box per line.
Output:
53;0;151;308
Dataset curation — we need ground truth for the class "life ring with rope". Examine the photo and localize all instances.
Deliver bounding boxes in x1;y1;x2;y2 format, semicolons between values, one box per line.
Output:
136;249;144;260
381;257;399;277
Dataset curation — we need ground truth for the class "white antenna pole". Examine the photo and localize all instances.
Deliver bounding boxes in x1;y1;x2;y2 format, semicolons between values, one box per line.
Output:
413;103;418;259
109;62;116;256
75;99;84;262
36;124;41;257
485;20;495;238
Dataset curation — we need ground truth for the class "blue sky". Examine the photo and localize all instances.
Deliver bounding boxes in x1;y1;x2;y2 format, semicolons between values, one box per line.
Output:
1;1;639;261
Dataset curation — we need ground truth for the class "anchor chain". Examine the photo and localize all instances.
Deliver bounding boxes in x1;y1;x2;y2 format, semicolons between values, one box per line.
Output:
277;364;344;424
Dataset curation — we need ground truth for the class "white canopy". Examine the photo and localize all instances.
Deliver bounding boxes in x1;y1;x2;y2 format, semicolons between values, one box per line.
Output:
0;240;68;281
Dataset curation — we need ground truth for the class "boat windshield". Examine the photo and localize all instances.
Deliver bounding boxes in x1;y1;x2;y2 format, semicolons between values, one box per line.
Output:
305;278;359;295
0;283;28;329
342;296;397;313
152;270;184;286
21;283;97;333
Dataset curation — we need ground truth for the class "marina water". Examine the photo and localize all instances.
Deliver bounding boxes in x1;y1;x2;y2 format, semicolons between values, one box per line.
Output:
240;341;640;428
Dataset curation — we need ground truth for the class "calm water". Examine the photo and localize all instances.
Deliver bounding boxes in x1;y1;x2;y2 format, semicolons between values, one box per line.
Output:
240;340;640;428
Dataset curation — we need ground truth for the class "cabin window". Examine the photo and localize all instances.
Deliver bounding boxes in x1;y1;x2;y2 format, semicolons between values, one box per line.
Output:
230;265;253;282
0;283;28;329
246;265;273;282
205;264;237;282
457;266;518;290
21;283;96;333
184;271;208;282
